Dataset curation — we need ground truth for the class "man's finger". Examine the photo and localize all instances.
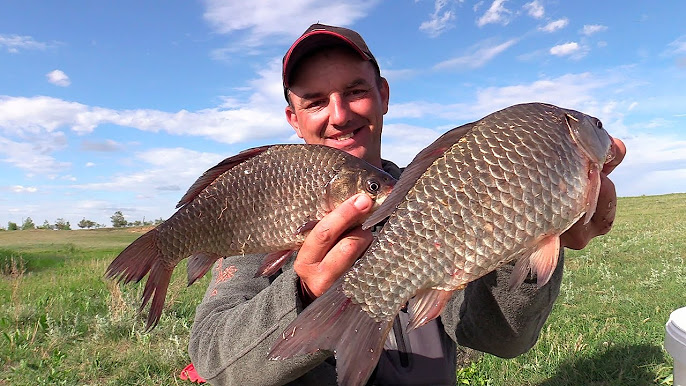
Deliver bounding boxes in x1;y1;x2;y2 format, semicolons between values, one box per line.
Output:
305;227;374;298
603;137;626;175
590;174;617;236
561;174;617;250
295;193;372;267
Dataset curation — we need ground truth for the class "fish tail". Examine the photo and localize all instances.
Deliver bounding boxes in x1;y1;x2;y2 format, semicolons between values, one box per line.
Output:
269;280;393;386
105;228;171;330
140;260;172;330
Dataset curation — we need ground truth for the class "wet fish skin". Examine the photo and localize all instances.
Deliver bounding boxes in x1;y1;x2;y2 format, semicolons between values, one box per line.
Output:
269;103;614;386
105;144;396;330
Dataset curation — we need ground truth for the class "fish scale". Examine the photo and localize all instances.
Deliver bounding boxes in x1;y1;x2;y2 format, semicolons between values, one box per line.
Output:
161;146;353;257
269;103;615;386
344;106;589;321
106;144;395;330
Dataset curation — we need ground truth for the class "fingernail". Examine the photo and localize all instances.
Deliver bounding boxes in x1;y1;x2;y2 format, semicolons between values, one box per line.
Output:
353;194;372;210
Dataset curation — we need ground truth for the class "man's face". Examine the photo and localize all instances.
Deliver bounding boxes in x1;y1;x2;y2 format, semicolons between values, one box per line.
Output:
285;48;389;168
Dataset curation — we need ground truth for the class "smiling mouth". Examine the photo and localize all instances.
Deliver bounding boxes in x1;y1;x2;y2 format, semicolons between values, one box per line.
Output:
330;128;359;141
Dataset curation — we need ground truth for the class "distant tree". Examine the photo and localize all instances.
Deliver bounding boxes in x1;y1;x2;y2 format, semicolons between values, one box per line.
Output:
111;211;128;228
153;217;165;225
55;218;71;230
21;217;35;230
38;220;53;230
7;222;18;231
78;218;97;229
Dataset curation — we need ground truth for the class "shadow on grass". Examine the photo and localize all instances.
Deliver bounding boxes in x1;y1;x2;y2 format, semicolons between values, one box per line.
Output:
538;344;667;386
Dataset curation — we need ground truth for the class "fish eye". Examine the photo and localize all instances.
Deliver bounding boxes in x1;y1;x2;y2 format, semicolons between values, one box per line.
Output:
366;179;380;194
595;119;603;130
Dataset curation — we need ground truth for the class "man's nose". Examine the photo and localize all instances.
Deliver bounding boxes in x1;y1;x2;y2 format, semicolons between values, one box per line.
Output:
328;93;351;127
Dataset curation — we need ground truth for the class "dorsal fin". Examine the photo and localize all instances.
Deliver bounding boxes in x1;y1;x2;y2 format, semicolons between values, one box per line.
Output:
176;145;273;208
363;123;476;229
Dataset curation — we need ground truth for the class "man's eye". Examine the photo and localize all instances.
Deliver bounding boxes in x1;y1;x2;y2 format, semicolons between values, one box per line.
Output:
305;100;325;109
349;88;368;96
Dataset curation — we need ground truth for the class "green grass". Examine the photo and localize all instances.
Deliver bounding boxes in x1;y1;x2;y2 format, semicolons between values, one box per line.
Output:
1;194;684;385
469;194;685;385
0;227;208;385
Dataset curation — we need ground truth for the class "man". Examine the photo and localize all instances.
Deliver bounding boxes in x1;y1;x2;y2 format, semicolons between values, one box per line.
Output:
189;23;626;385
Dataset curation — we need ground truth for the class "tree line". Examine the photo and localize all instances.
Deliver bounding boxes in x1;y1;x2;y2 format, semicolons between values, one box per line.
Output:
1;211;164;231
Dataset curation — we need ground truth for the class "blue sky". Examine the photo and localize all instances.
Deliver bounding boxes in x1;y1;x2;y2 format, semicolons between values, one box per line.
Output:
1;0;685;228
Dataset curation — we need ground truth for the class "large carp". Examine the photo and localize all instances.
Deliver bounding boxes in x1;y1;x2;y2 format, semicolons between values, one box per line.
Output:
269;103;616;385
106;144;396;330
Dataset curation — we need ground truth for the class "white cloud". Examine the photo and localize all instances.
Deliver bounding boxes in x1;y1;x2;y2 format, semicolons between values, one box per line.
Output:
433;38;517;70
0;34;49;53
476;0;511;27
11;185;38;193
202;0;379;51
611;132;686;196
382;68;417;81
523;1;544;19
419;0;456;37
80;139;124;152
0;95;287;144
388;72;622;123
0;94;288;175
665;36;686;56
540;18;569;33
581;24;608;36
74;147;224;195
550;42;581;57
381;123;444;167
46;70;71;87
0;135;71;175
85;162;95;167
0;59;292;181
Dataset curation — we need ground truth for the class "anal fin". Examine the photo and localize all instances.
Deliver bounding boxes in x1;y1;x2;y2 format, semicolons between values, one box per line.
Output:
408;288;453;330
509;235;560;290
269;279;392;386
187;252;223;286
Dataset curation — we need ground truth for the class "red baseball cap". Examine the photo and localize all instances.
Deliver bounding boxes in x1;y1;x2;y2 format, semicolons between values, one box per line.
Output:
282;23;379;97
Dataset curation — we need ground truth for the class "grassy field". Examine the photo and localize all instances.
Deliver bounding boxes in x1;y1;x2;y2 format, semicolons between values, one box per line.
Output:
1;194;684;385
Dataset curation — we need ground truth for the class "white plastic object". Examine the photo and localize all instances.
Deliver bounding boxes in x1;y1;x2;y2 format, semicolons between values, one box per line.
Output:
666;307;686;386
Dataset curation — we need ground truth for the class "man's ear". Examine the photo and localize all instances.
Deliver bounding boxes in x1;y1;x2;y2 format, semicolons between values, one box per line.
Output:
285;105;304;138
380;77;390;115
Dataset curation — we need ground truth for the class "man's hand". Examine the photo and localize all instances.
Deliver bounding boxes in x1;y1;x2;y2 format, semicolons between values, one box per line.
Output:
561;137;626;250
294;193;375;302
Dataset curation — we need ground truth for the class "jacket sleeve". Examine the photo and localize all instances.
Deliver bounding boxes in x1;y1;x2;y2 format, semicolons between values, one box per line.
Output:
188;254;334;386
441;252;564;358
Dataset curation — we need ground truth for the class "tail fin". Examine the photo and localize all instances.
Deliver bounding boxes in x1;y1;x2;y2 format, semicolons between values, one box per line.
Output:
105;228;171;330
269;281;393;386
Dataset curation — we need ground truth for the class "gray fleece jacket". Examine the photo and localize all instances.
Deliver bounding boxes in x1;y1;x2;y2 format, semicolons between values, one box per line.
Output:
188;160;563;386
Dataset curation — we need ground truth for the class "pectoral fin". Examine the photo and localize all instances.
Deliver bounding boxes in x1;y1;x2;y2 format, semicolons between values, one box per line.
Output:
583;163;602;225
254;250;296;277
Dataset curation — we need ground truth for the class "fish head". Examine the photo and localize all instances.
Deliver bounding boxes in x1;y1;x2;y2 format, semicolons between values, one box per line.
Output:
564;110;614;166
325;161;396;212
